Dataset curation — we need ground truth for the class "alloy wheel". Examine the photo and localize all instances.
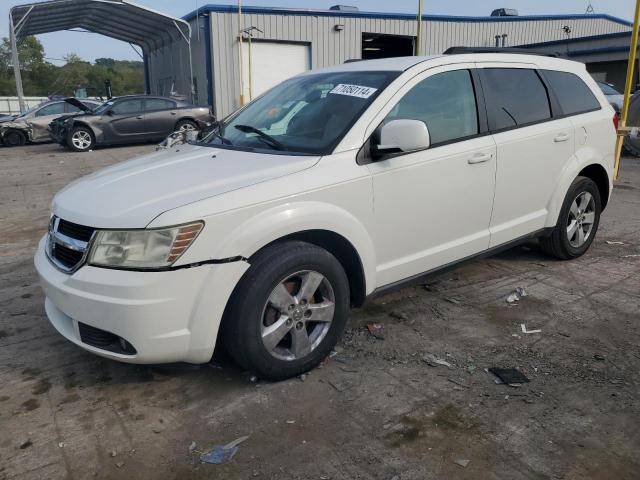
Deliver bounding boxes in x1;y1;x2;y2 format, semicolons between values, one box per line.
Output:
260;270;335;361
71;131;92;150
566;191;596;248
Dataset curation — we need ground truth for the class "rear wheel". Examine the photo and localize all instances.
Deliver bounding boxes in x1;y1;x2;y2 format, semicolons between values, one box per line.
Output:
3;129;26;147
67;126;95;152
540;176;601;259
222;241;350;380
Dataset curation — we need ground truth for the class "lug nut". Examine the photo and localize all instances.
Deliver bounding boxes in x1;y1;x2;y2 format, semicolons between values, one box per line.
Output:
304;310;312;317
286;318;293;326
295;322;304;330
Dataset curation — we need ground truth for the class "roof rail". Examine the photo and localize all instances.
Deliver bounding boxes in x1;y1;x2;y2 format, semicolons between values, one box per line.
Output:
443;46;564;58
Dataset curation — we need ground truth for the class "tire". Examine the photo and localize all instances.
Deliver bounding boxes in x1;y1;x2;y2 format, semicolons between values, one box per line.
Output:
3;129;26;147
540;176;601;260
175;119;198;132
222;241;350;381
67;126;95;152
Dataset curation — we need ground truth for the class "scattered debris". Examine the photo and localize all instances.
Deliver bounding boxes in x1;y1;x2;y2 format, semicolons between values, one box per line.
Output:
422;353;452;368
109;449;117;457
188;441;197;453
151;425;164;434
299;373;307;382
58;442;65;448
19;440;32;449
366;323;385;340
445;297;461;305
454;458;470;468
487;368;530;385
389;311;408;321
447;377;469;389
606;240;625;245
249;375;258;383
200;435;249;465
506;287;528;304
622;254;640;258
286;420;296;424
594;354;606;361
521;324;542;334
115;462;124;468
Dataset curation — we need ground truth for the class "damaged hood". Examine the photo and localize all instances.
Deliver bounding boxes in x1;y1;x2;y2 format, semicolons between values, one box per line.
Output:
0;114;17;123
0;119;29;131
64;97;95;113
52;144;320;228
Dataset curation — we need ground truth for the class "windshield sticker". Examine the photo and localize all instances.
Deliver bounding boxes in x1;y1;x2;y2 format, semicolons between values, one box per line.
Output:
329;84;378;99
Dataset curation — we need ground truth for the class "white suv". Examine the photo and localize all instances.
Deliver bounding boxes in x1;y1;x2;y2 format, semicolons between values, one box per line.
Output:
35;54;616;380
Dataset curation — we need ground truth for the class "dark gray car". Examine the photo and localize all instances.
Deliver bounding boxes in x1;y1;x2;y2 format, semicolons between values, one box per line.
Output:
49;95;213;152
0;98;101;147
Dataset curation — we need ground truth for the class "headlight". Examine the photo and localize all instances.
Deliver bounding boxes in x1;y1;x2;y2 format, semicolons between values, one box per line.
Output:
88;222;203;269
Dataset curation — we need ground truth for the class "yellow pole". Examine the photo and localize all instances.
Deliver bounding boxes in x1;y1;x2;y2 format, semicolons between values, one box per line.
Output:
614;0;640;179
238;0;245;106
415;0;423;56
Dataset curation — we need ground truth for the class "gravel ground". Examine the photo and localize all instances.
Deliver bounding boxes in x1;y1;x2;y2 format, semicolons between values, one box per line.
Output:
1;142;639;480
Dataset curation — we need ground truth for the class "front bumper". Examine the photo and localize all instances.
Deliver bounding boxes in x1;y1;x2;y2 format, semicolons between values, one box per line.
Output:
34;236;249;364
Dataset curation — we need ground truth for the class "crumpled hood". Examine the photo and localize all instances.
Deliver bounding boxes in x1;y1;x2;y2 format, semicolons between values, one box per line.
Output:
64;97;94;113
52;144;320;228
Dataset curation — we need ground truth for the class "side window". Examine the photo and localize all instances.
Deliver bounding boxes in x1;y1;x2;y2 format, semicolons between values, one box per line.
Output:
111;100;143;115
543;70;601;116
385;69;478;145
144;99;176;111
36;102;65;117
480;68;551;131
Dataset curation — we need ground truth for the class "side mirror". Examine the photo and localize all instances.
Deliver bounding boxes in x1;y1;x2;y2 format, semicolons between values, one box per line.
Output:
373;119;430;159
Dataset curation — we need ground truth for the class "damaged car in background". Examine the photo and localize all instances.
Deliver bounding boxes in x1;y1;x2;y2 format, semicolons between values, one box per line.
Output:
0;98;101;147
49;96;213;152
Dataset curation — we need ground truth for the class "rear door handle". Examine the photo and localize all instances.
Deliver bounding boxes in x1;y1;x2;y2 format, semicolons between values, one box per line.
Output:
554;132;571;142
170;111;177;115
136;116;144;120
468;152;492;164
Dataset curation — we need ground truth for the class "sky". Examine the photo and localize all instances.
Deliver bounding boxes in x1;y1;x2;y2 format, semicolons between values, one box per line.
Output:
0;0;636;64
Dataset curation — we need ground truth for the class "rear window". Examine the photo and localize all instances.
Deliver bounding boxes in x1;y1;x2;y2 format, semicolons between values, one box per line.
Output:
543;70;601;116
480;68;551;131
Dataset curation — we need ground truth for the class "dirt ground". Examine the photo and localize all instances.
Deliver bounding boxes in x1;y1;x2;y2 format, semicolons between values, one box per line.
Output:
1;142;639;480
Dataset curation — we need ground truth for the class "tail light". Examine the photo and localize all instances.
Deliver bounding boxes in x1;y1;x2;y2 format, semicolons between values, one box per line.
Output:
613;111;620;131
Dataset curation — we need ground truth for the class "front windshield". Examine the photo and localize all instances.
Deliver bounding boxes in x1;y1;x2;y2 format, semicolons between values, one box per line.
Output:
203;71;398;155
598;82;620;95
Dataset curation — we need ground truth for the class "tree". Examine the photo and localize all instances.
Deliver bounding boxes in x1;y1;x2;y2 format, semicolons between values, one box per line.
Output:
0;37;145;97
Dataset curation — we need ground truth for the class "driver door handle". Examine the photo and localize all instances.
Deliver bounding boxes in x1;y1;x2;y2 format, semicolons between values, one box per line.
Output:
468;152;492;164
554;132;571;142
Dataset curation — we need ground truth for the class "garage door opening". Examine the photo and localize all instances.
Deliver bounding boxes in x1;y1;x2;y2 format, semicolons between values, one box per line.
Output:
362;33;415;60
241;41;311;100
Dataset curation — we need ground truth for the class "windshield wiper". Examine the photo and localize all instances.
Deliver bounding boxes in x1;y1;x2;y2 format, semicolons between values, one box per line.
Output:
234;124;286;150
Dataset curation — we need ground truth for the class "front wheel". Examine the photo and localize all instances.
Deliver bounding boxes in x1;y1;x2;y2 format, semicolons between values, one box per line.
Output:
540;176;601;259
67;126;95;152
222;241;350;381
3;129;26;147
175;119;198;132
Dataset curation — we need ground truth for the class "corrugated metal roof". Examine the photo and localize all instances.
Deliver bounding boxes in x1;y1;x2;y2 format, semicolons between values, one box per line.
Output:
11;0;191;52
183;4;633;27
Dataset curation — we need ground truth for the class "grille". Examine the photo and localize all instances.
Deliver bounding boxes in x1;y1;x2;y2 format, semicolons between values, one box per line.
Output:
78;322;137;355
52;244;84;269
47;216;95;273
58;219;95;242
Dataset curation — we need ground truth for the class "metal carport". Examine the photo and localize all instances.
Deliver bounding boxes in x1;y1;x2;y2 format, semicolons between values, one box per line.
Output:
9;0;193;112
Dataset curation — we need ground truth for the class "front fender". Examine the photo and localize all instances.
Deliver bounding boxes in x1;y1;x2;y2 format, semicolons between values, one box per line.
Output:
213;201;377;295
